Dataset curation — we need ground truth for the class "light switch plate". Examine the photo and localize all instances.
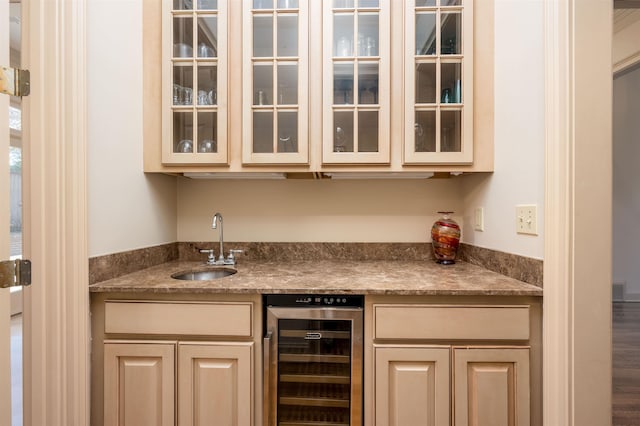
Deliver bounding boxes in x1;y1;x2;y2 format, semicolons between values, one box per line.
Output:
516;205;538;235
474;207;484;231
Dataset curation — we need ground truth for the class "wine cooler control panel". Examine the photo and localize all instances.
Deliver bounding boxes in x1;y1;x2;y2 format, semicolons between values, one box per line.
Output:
264;294;364;308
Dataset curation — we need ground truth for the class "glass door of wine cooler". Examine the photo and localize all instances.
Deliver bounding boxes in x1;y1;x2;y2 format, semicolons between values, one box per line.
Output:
264;301;363;426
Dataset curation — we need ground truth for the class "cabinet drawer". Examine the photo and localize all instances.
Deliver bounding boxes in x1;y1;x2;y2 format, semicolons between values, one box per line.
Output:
374;305;529;340
104;301;253;337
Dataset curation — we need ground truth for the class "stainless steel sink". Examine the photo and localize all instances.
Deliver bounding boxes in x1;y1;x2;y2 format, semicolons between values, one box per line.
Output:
171;268;237;281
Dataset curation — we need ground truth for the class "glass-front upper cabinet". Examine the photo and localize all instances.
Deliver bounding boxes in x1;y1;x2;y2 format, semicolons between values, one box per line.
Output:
322;0;390;164
162;0;228;164
242;0;309;164
404;0;473;164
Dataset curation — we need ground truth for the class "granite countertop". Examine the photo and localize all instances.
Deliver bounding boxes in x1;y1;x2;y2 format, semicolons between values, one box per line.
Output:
88;259;542;296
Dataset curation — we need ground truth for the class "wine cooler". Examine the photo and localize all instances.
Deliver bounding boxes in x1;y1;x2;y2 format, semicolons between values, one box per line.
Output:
263;294;364;426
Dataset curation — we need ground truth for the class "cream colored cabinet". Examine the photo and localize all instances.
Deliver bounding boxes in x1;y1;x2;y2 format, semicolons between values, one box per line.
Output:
367;298;541;426
104;342;176;426
374;345;450;426
403;0;473;164
242;0;309;164
162;0;229;164
453;347;530;426
92;297;260;426
321;0;391;164
178;342;253;426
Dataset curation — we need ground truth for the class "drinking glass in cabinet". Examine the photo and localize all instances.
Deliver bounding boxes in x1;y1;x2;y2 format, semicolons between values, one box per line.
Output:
173;65;194;105
198;66;217;105
357;14;378;56
173;17;193;57
197;111;217;152
254;64;273;105
441;12;461;55
334;14;354;57
277;111;298;153
173;111;193;152
415;13;436;56
253;111;274;153
358;110;378;152
253;15;274;57
441;62;461;103
334;112;354;152
253;0;273;9
415;111;435;152
197;16;217;57
277;15;298;57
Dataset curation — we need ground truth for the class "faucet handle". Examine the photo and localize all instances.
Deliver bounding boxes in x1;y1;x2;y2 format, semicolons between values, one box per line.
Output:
228;249;244;263
199;249;216;264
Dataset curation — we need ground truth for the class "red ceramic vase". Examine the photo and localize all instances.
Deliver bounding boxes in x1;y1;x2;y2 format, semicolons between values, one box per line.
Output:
431;211;461;264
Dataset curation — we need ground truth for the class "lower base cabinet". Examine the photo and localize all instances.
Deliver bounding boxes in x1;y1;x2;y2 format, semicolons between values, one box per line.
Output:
103;341;253;426
374;345;530;426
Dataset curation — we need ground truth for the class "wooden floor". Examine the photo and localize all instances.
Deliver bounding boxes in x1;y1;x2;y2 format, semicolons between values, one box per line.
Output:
614;302;640;425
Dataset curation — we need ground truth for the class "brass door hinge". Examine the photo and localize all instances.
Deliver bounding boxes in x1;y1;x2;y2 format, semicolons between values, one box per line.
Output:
0;66;30;97
0;259;32;288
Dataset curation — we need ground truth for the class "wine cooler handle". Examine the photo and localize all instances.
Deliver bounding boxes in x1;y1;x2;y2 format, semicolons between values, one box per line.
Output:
263;331;273;426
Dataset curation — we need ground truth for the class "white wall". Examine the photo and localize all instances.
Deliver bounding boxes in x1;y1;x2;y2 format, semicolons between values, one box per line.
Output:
87;0;177;257
613;65;640;298
177;178;463;242
460;0;545;259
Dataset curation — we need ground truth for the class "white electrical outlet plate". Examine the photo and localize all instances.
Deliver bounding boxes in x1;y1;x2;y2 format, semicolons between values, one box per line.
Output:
516;205;538;235
474;207;484;231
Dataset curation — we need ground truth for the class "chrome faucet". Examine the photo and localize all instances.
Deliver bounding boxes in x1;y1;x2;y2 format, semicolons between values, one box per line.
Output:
200;212;243;266
212;212;225;263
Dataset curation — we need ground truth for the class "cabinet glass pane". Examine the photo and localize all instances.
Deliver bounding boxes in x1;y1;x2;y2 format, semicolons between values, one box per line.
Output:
415;63;436;104
254;64;274;105
441;62;461;103
415;110;436;152
415;13;436;55
277;15;298;57
358;111;378;152
358;0;379;7
277;112;298;152
254;0;273;9
358;63;378;105
333;0;355;8
196;0;217;10
334;63;354;105
197;66;217;105
441;110;461;152
277;64;298;105
441;12;461;55
173;17;194;57
253;111;274;153
173;111;194;152
253;15;274;57
357;14;378;56
334;14;354;57
174;0;192;11
334;112;354;152
197;111;218;152
442;0;461;5
277;0;298;8
173;65;193;105
197;17;218;58
415;0;436;6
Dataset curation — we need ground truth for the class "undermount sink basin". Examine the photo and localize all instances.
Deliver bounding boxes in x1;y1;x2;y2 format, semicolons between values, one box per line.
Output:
171;268;237;281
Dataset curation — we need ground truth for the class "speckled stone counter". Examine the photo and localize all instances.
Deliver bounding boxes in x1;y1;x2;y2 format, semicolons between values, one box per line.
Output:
89;259;542;296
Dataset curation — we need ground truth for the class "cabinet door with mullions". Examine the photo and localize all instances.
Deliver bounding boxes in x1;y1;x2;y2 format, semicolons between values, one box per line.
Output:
242;0;309;164
404;0;473;164
162;0;228;164
323;0;390;164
